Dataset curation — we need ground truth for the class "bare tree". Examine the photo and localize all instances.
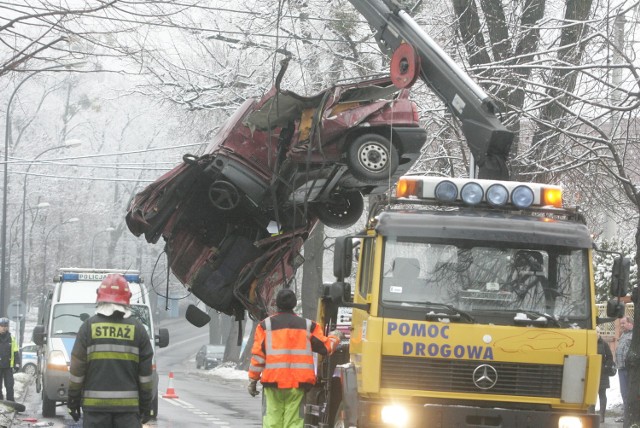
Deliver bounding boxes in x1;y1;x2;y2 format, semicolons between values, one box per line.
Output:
447;1;640;424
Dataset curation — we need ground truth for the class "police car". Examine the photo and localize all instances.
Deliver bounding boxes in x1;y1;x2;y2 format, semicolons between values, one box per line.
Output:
20;343;37;375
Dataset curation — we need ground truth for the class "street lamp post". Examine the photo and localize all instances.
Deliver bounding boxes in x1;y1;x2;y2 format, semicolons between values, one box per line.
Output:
19;141;81;316
1;63;83;315
42;218;79;300
9;202;48;346
91;227;115;268
7;202;50;290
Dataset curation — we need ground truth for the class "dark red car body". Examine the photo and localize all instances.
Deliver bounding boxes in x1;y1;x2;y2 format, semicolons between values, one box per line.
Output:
127;72;426;319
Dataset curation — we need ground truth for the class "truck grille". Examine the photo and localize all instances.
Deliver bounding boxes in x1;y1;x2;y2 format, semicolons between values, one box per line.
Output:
381;356;563;398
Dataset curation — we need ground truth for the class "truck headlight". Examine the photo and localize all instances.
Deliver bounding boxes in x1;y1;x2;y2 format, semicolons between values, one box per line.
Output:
380;404;409;427
486;183;509;207
460;182;483;205
512;185;534;208
558;416;583;428
434;180;457;202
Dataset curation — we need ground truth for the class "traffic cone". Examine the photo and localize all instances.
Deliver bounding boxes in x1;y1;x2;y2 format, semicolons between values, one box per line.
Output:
162;372;179;399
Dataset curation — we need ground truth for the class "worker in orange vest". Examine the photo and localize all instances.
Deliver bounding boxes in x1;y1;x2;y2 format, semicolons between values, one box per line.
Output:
248;288;342;428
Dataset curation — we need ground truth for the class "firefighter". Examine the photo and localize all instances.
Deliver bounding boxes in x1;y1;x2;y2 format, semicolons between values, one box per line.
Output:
248;288;342;428
68;274;154;427
0;317;20;402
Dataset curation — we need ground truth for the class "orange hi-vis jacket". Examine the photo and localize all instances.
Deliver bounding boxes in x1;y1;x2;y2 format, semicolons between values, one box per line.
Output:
249;311;340;389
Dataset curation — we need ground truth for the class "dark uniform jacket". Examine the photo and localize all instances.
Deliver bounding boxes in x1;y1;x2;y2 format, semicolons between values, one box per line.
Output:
598;336;614;390
0;332;19;369
68;313;154;413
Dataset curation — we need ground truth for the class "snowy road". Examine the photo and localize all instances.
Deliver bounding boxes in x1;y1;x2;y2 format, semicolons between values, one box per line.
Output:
9;316;261;427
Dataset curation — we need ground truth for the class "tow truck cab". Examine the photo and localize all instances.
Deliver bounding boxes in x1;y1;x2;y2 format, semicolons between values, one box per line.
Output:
307;175;629;428
32;268;169;418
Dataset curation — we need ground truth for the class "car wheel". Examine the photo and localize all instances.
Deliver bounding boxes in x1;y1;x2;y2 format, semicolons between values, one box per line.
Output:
22;363;36;376
42;391;56;417
312;192;364;229
346;134;399;182
208;180;241;210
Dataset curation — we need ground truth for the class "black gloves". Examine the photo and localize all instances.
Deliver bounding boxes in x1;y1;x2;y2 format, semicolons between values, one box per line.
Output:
140;409;152;424
68;405;81;422
248;380;260;397
68;397;81;422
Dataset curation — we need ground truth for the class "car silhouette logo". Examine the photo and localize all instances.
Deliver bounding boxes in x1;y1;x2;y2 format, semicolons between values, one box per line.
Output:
473;364;498;390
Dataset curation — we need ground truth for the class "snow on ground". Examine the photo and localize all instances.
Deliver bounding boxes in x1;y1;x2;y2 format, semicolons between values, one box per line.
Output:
598;373;624;412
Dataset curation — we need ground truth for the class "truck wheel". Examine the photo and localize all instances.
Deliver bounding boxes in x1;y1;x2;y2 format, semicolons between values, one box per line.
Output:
346;134;399;183
42;392;56;417
312;192;364;229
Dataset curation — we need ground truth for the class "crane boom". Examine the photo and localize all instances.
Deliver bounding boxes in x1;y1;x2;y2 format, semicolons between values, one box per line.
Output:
349;0;513;179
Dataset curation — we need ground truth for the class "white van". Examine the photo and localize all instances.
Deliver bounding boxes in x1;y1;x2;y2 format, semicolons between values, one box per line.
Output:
33;268;169;418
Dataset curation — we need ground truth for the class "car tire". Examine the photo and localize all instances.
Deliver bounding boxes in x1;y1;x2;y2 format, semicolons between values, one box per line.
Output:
151;394;159;419
42;392;56;417
312;192;364;229
22;363;36;376
346;134;399;182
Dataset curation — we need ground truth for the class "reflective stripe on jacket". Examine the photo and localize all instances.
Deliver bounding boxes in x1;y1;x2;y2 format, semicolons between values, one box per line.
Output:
68;314;154;413
248;311;339;389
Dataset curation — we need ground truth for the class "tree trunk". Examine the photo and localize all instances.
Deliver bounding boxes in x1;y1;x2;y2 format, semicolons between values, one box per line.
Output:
301;224;325;320
626;216;640;427
526;0;593;182
238;321;257;371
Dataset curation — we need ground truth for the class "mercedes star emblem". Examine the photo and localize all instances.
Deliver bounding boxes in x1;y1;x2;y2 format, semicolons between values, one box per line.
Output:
472;364;498;390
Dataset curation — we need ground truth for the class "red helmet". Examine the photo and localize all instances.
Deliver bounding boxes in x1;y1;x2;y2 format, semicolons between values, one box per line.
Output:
96;274;132;305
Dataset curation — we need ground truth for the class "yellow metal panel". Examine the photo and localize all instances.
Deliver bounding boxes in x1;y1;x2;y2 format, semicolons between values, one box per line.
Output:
360;317;382;393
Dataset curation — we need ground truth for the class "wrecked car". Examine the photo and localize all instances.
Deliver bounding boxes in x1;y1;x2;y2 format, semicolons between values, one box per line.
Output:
126;64;426;320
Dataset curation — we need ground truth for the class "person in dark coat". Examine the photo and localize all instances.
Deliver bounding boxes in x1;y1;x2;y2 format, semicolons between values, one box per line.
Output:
68;274;154;427
597;331;615;423
0;317;20;402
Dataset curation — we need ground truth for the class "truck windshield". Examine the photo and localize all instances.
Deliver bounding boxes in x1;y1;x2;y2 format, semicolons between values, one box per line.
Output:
52;304;152;336
381;240;590;324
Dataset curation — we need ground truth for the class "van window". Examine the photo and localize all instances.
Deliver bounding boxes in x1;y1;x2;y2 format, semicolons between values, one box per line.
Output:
130;305;152;336
51;303;152;336
52;304;94;335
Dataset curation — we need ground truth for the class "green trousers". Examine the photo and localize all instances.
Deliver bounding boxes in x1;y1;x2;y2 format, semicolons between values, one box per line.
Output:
262;387;305;428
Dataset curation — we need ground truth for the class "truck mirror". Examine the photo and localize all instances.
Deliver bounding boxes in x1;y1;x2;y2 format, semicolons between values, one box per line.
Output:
333;237;353;280
185;304;211;327
606;299;626;318
156;328;170;348
611;256;630;297
330;282;352;305
32;325;45;346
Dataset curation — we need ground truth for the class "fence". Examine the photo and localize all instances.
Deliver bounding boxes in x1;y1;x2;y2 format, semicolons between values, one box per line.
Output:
596;302;634;353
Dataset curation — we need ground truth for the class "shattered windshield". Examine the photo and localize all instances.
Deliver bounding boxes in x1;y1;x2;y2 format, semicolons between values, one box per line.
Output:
380;239;590;325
